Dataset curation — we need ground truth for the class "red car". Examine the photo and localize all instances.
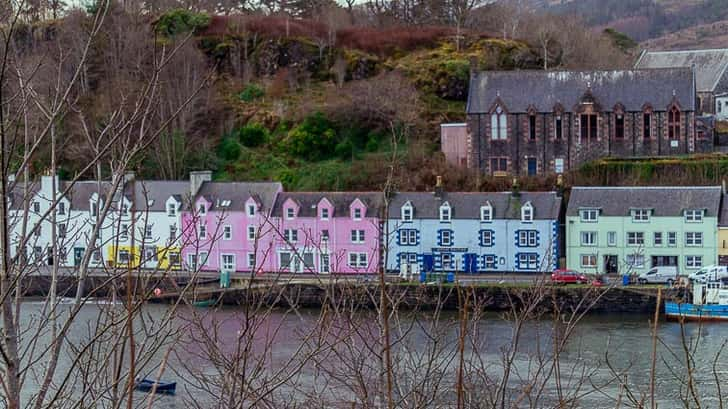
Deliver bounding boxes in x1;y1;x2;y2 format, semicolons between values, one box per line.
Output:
551;269;589;284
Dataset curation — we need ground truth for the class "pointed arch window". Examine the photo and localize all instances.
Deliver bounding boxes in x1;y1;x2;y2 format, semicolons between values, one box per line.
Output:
668;106;680;139
615;114;624;139
490;106;507;140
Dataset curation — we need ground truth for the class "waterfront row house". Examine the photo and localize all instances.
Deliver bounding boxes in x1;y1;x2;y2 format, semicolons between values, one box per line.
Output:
566;186;721;275
385;187;562;274
459;68;710;176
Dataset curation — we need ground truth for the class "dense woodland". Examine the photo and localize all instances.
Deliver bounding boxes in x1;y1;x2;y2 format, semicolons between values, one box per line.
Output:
6;0;636;192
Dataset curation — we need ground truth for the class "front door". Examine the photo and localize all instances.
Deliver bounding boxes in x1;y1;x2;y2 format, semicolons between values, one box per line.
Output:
463;253;478;273
422;254;434;272
74;247;84;266
527;158;537;176
605;255;618;274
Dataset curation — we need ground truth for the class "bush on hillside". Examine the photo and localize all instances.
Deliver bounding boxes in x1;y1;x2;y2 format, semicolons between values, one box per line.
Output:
156;9;211;37
285;112;337;161
237;123;269;147
217;137;242;161
238;83;265;102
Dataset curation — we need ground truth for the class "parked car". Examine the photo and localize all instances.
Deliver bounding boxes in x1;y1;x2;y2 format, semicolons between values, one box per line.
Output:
689;265;728;283
551;269;588;284
637;266;678;285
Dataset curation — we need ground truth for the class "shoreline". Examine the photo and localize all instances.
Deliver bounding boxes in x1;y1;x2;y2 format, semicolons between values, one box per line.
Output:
16;275;681;314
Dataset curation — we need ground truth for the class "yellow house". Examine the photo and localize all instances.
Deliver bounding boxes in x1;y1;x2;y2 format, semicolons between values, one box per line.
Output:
107;245;182;270
721;194;728;266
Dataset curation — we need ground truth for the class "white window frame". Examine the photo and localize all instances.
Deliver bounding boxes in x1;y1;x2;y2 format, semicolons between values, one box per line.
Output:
518;230;537;247
247;203;256;217
519;253;538;269
353;208;363;221
441;253;454;270
685;232;703;247
320;253;331;273
321;229;330;242
631;209;650;223
120;224;129;241
348;252;368;268
286;207;295;219
439;203;451;222
491;105;507;140
221;254;235;272
169;224;177;242
686;255;703;268
284;229;298;243
580;231;597;246
351;229;365;243
627;232;644;246
248;226;256;241
481;230;493;246
145;225;153;240
580;254;597;268
321;207;330;220
607;231;617;246
580;209;598;223
401;204;413;222
198;203;206;216
626;254;645;269
480;205;493;222
198;223;206;239
685;209;703;223
440;230;453;246
223;225;232;240
654;232;663;246
167;203;177;217
668;232;677;247
521;203;533;222
247;253;256;268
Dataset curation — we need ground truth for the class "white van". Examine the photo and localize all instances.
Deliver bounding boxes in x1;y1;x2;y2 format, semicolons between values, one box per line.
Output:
638;266;678;284
689;265;728;283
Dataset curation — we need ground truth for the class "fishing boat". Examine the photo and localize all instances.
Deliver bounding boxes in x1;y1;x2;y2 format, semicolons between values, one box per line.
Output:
192;298;216;308
665;281;728;321
134;378;177;395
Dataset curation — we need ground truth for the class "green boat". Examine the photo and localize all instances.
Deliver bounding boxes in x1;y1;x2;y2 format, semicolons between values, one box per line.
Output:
192;298;216;307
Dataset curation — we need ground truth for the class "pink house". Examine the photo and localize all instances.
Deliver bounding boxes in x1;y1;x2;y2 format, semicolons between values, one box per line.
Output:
180;181;282;273
269;192;383;274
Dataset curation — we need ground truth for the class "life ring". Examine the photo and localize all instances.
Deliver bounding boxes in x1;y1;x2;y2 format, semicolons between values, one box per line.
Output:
154;288;162;297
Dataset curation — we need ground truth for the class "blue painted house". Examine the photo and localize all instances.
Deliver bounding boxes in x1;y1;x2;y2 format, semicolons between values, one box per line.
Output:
385;187;562;273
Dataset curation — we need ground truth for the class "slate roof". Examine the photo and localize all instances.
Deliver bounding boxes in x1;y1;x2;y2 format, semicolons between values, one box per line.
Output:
566;186;722;217
719;193;728;227
64;181;116;211
388;191;561;220
272;192;384;218
466;68;695;114
124;180;189;212
635;49;728;93
196;181;282;212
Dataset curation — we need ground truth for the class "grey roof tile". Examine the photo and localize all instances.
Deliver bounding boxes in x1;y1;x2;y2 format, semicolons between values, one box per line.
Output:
466;68;695;114
388;191;561;220
566;186;722;217
272;192;384;218
124;180;190;212
636;48;728;93
196;181;282;212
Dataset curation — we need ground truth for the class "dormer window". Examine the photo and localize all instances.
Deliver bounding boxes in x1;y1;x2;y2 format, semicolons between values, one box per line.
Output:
321;208;330;220
147;199;154;207
353;208;362;220
167;203;176;217
220;200;232;208
685;209;703;223
401;203;413;222
90;202;98;217
247;203;256;217
58;202;65;215
480;203;493;222
439;203;451;222
32;201;40;213
632;209;650;222
521;202;533;222
580;209;598;222
286;207;295;219
121;204;129;216
198;203;206;216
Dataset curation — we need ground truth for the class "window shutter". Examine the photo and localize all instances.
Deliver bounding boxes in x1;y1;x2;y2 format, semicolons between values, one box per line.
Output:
515;253;520;269
415;230;420;245
536;231;541;246
437;230;442;246
514;230;520;247
491;230;495;248
396;230;401;246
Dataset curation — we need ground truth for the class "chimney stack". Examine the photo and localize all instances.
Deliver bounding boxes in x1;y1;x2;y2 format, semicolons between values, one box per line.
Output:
190;170;212;198
512;177;521;198
434;175;444;199
123;171;135;185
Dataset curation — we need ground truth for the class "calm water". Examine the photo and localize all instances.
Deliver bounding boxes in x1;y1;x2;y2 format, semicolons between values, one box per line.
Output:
7;301;728;408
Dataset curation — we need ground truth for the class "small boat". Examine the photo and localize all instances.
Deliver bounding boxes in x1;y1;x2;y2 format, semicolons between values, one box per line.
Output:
192;298;216;308
134;378;176;395
665;281;728;321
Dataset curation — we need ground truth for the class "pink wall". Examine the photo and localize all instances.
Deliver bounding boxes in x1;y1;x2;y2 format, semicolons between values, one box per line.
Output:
180;197;276;274
269;198;380;274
